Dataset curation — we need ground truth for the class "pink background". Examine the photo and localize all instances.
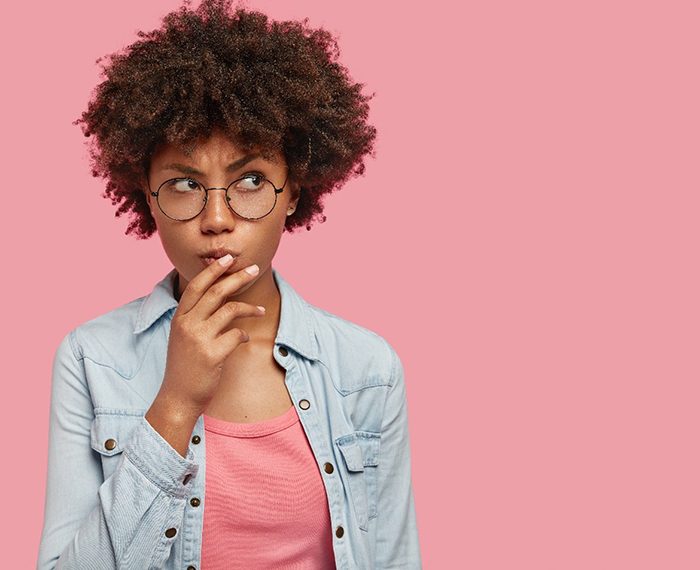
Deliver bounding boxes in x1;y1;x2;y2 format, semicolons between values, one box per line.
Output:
3;0;699;567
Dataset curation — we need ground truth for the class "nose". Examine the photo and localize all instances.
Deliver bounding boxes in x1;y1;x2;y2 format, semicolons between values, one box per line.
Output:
200;187;236;232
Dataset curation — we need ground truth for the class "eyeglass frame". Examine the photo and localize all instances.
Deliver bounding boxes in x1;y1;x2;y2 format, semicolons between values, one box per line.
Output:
147;168;290;221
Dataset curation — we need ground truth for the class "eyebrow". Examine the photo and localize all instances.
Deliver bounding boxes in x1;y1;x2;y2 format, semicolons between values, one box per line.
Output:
160;153;263;176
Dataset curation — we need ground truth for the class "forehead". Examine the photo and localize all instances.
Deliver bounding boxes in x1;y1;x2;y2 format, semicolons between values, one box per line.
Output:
151;130;283;166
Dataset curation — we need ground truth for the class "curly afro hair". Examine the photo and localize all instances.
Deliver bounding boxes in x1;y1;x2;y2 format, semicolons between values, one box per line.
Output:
74;0;377;238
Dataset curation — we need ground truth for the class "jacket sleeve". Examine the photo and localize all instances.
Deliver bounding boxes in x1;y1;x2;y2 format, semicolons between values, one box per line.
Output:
37;331;199;570
374;345;423;569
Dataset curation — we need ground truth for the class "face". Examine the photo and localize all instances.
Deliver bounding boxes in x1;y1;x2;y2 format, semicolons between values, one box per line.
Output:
142;128;300;301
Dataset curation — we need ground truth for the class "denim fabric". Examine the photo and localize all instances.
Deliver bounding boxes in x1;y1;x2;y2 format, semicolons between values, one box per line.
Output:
37;267;421;569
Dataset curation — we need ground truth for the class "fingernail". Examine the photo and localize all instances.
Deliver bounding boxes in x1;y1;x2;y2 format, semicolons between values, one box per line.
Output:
218;254;233;266
257;305;266;313
245;264;259;275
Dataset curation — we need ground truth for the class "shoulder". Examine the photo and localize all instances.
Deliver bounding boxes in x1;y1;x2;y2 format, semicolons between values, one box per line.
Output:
62;295;157;378
304;301;403;391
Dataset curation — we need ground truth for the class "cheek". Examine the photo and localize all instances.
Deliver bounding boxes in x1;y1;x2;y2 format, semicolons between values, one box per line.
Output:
154;221;193;258
271;213;289;236
243;220;286;259
251;222;282;249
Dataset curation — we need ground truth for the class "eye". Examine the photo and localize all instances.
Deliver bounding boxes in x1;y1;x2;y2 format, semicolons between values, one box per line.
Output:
233;172;266;192
166;178;200;193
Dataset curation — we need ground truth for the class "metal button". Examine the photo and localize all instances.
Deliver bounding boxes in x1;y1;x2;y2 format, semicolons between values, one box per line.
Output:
335;525;344;538
299;399;310;410
183;473;192;485
190;497;200;507
323;462;334;474
279;346;288;356
191;435;201;445
104;439;117;451
164;527;177;538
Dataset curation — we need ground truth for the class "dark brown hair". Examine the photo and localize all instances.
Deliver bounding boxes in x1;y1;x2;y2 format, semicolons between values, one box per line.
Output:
74;0;377;237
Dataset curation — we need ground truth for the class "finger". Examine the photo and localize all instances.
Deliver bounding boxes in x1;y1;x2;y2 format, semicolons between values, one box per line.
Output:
208;300;266;335
176;254;252;314
217;326;253;353
189;263;261;320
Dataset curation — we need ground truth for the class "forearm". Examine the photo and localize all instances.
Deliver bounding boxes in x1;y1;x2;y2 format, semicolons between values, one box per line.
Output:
39;417;200;569
52;457;186;569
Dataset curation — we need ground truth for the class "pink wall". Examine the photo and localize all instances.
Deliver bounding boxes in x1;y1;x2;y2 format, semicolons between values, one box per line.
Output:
5;0;700;567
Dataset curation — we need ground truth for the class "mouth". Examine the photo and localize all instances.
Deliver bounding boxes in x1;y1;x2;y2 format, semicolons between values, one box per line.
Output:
200;248;240;268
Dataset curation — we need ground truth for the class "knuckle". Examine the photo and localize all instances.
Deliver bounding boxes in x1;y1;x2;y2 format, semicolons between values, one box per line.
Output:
208;283;225;298
171;314;188;332
191;322;208;341
225;327;246;341
223;301;241;316
179;317;204;341
187;281;205;296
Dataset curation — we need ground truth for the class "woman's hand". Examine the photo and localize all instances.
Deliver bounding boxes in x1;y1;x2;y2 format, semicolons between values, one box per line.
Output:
158;255;266;416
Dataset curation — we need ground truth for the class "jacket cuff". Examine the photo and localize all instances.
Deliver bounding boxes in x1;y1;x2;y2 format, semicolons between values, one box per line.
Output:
123;416;199;499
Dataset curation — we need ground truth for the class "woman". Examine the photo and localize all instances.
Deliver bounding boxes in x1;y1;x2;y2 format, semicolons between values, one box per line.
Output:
37;1;421;568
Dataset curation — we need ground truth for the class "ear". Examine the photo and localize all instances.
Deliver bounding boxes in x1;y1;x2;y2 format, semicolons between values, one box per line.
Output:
287;183;301;215
140;175;155;213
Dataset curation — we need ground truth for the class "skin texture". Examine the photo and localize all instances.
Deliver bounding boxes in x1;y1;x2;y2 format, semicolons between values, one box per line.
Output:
142;128;300;342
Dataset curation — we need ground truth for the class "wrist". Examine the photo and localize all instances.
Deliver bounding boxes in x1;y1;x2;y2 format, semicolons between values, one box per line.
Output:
146;389;201;426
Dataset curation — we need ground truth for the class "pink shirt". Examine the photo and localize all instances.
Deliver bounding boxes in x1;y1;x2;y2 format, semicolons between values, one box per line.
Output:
201;405;337;569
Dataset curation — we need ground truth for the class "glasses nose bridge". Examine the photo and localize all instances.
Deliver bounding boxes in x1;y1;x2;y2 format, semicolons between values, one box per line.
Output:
196;185;233;221
204;185;229;194
203;185;231;206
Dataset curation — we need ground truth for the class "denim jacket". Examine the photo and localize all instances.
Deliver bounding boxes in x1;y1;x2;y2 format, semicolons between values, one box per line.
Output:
37;267;421;569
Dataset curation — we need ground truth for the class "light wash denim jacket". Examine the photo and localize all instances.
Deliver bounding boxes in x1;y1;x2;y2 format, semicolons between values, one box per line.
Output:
37;267;421;569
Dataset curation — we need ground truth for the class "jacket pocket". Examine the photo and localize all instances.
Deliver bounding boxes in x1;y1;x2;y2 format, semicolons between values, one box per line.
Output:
90;411;144;480
334;431;380;531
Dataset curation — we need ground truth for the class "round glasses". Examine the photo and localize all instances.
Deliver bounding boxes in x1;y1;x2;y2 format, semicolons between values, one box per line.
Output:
149;171;289;221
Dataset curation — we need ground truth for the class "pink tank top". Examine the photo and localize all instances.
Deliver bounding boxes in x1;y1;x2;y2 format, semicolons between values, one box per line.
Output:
201;405;337;569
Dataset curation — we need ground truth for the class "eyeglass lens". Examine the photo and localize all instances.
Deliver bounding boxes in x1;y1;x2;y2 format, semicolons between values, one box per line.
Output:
157;175;277;220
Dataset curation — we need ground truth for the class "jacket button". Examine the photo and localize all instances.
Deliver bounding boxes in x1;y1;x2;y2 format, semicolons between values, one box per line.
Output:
104;438;117;451
278;346;288;356
183;473;192;485
299;399;310;410
164;527;177;538
323;462;334;474
335;525;344;538
187;566;196;570
190;497;201;507
191;435;201;444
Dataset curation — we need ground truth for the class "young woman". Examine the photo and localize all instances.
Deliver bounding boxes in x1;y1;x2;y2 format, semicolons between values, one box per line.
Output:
37;1;421;568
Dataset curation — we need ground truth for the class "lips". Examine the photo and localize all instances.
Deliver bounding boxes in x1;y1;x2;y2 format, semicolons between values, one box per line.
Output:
200;247;239;259
203;256;235;267
200;248;240;268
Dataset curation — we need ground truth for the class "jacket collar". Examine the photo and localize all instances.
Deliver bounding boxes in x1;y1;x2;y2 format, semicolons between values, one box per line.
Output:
133;266;319;361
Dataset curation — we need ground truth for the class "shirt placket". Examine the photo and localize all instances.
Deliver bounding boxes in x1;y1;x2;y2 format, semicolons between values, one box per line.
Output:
274;344;350;570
